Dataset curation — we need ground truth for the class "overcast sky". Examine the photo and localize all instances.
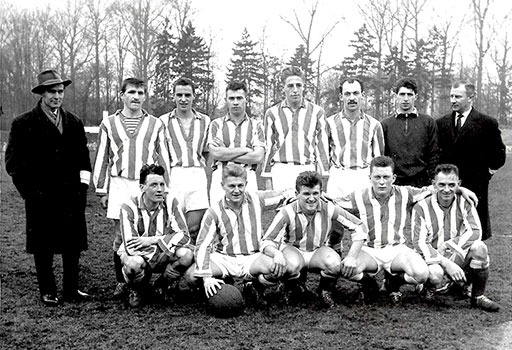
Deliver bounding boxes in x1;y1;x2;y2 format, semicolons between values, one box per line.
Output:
5;0;512;77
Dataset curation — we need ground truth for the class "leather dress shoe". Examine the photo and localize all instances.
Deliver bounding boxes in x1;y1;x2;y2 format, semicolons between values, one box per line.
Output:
41;294;60;306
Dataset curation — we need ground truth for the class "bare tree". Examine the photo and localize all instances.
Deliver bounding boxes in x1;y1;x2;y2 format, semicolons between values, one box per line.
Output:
52;0;93;113
359;0;395;118
491;31;512;124
86;0;109;124
280;0;341;102
471;0;495;108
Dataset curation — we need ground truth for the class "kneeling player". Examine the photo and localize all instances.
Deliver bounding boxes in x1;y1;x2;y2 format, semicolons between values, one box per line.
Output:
261;171;367;308
186;164;294;306
118;164;194;307
340;156;430;304
412;164;499;311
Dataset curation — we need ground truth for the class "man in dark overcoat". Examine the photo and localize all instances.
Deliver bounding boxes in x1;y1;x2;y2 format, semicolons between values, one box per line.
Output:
436;80;506;240
5;70;92;305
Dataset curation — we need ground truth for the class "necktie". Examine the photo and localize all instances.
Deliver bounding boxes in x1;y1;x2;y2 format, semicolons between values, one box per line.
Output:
455;113;463;133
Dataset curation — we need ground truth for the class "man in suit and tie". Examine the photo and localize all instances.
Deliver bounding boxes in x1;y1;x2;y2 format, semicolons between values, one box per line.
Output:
436;81;506;240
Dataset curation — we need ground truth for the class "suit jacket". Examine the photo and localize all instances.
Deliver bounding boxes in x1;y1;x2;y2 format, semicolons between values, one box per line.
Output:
437;108;506;239
5;101;92;253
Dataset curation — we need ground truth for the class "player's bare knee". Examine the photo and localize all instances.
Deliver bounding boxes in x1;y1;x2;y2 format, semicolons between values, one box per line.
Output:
428;265;444;285
285;259;302;277
470;241;488;261
123;255;145;272
183;265;198;286
176;247;194;267
323;256;341;276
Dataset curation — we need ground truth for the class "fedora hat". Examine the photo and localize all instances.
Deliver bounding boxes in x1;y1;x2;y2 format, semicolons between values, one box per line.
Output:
32;69;72;94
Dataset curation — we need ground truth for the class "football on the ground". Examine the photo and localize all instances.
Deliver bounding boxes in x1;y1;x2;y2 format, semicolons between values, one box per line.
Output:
208;284;245;318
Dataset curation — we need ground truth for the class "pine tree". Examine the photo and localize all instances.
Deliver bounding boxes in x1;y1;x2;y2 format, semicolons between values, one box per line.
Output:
154;20;214;115
288;44;315;92
226;28;265;113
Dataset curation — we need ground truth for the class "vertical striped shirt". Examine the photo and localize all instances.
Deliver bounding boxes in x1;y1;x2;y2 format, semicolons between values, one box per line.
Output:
349;185;425;249
261;199;367;252
263;99;329;176
412;194;481;265
194;191;285;278
159;109;210;167
118;193;190;261
93;110;171;194
326;111;384;169
207;114;266;170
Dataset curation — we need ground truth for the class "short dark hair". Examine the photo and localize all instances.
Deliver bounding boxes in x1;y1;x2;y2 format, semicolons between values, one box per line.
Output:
121;77;146;94
140;164;165;185
295;171;322;192
339;78;364;94
452;80;475;98
281;66;305;85
394;77;418;94
370;156;395;173
222;164;247;181
434;164;459;178
226;81;247;95
173;77;196;95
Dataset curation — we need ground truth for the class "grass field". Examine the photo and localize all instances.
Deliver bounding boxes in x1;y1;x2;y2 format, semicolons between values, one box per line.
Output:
1;135;511;349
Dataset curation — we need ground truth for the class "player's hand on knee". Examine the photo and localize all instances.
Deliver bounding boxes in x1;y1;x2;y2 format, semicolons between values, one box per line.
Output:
445;261;466;284
271;252;287;278
341;256;357;278
203;277;224;298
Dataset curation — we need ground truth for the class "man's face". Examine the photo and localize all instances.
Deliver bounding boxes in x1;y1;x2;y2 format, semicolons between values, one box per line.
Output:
297;184;321;215
370;166;396;198
434;171;460;206
41;84;65;111
141;174;166;204
396;87;416;113
121;84;146;112
341;81;363;112
450;85;472;113
173;85;194;113
226;89;247;117
283;76;304;105
222;176;247;205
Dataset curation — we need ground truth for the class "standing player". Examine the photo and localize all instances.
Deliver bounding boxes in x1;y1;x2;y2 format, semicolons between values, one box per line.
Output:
93;77;171;298
160;77;210;242
381;77;439;187
262;66;329;191
411;164;499;311
208;81;265;203
261;171;368;308
186;164;294;305
118;164;193;307
326;77;384;205
436;80;506;240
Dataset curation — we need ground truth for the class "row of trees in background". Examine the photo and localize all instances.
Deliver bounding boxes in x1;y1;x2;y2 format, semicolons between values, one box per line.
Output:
1;0;511;130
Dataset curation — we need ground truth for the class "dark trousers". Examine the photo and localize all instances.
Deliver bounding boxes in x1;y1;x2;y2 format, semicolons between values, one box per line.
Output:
34;252;80;296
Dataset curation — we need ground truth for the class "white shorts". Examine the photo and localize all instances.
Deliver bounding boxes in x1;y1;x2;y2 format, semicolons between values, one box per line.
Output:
209;167;258;204
210;252;263;280
168;167;209;212
361;245;414;275
327;166;370;204
107;177;140;219
271;163;315;191
282;245;317;268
